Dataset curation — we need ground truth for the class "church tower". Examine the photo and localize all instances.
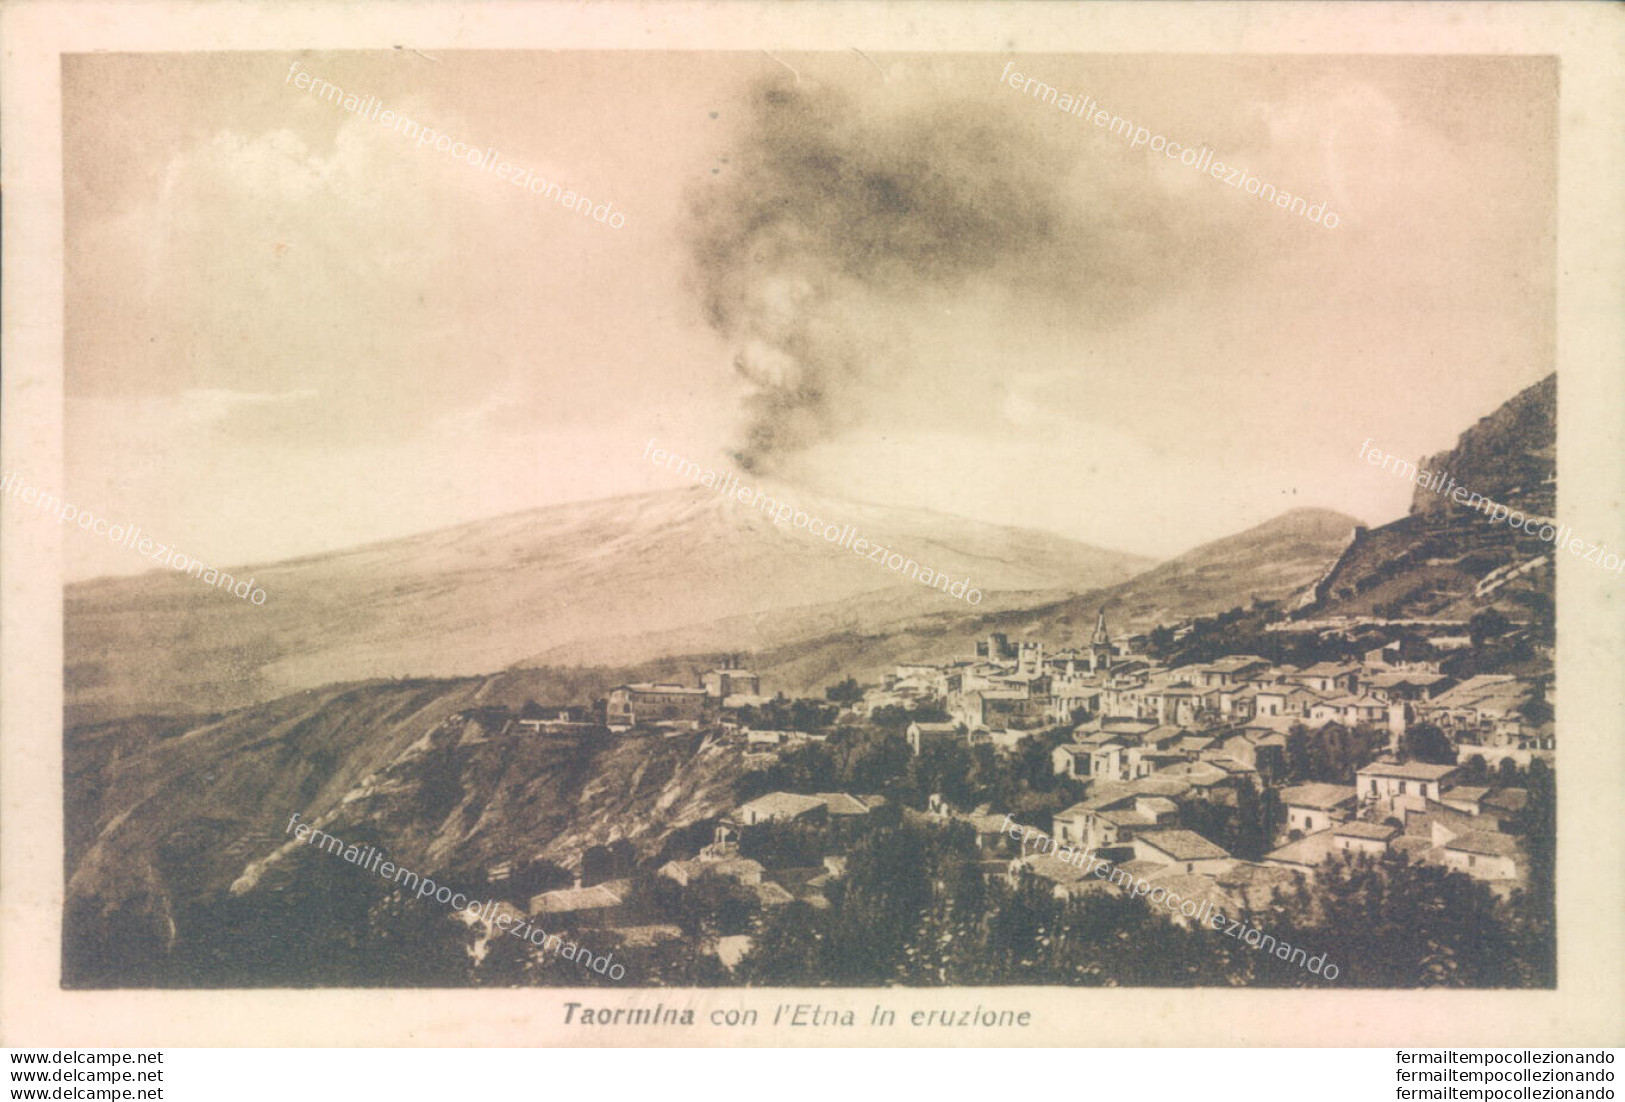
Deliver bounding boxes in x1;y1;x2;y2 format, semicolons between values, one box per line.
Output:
1088;608;1113;673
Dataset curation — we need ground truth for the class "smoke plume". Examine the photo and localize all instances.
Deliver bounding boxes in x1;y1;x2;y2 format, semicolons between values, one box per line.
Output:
689;72;1218;473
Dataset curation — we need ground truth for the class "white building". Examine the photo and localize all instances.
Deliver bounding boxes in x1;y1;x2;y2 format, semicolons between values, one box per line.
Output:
1279;783;1357;837
1357;760;1460;816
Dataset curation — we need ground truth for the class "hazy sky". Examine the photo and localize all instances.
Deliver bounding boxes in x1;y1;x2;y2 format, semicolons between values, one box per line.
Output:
63;51;1555;580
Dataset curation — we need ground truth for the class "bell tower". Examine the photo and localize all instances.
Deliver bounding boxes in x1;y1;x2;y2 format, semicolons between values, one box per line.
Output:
1088;608;1113;673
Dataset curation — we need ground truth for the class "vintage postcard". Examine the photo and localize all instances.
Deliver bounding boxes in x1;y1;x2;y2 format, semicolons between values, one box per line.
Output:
2;0;1621;1050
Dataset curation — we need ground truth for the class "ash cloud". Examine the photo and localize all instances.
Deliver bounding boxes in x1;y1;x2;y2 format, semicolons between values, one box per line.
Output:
688;73;1218;473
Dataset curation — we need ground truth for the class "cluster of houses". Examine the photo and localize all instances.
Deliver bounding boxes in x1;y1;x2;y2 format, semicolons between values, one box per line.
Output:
894;744;1533;935
877;616;1543;920
430;656;774;742
898;616;1552;768
428;704;604;746
454;735;1537;968
504;790;881;961
605;655;767;728
455;611;1547;964
1266;763;1529;883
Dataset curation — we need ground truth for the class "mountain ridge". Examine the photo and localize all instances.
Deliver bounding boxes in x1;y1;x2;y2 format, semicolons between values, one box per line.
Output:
65;482;1153;724
739;505;1365;695
1302;373;1556;621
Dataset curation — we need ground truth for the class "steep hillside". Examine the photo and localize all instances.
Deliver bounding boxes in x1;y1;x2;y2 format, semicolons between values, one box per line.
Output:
1305;373;1556;622
743;507;1363;694
65;484;1151;725
64;676;751;985
1411;374;1556;520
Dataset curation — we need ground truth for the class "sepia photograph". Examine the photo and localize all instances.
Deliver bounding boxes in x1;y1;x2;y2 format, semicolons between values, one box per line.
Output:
4;0;1622;1081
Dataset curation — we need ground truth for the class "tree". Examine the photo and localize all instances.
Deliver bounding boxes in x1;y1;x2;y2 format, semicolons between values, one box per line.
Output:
1180;799;1234;855
413;745;466;823
1468;608;1511;647
508;858;574;899
1283;722;1386;783
1013;737;1059;793
1520;679;1553;726
1402;723;1456;766
680;876;762;938
847;734;911;793
1284;727;1314;783
870;703;950;732
739;901;826;985
824;678;863;705
475;920;536;986
1231;782;1279;861
903;740;975;808
1148;624;1175;655
1460;755;1488;784
1511;757;1556;986
650;821;722;868
580;842;636;886
376;903;478;986
869;705;912;731
789;699;838;731
737;820;824;868
814;825;938;984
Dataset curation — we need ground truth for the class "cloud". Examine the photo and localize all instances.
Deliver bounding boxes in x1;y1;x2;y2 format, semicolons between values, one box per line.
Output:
70;94;558;446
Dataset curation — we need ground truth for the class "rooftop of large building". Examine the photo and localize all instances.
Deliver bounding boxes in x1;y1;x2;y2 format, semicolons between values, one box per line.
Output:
1279;783;1358;810
812;793;871;816
736;792;828;818
1298;662;1362;676
1203;655;1272;673
530;880;630;915
1136;829;1230;862
1443;830;1520;857
1358;760;1459;781
1264;829;1339;868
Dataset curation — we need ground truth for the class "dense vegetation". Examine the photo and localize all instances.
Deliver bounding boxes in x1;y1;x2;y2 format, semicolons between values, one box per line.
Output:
63;739;1553;990
736;815;1553;988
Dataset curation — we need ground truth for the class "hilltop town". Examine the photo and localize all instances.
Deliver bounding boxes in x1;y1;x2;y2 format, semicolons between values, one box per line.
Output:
59;372;1563;990
406;595;1552;986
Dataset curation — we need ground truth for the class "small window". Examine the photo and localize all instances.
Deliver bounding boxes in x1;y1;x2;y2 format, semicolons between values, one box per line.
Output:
1398;781;1408;795
1468;855;1476;868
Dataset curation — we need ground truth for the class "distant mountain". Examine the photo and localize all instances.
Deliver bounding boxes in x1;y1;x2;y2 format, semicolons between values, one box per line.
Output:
59;378;1560;987
1076;507;1369;631
65;484;1152;723
745;507;1364;695
1301;373;1556;622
